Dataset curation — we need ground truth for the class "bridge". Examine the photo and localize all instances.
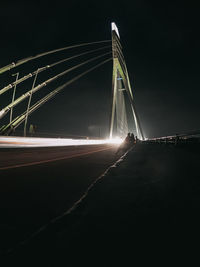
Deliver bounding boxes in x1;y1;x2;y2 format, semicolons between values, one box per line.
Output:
1;23;200;266
0;22;143;144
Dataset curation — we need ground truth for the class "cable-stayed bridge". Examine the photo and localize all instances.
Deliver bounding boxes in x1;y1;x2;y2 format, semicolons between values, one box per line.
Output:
0;23;144;143
1;24;200;265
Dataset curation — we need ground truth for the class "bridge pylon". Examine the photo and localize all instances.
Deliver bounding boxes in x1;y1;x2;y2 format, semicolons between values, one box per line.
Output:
109;22;144;140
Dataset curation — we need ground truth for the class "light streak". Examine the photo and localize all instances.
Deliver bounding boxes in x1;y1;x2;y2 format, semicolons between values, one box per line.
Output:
107;137;123;144
0;136;123;148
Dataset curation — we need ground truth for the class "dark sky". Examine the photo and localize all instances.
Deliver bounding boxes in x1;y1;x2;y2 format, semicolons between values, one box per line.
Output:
0;0;199;138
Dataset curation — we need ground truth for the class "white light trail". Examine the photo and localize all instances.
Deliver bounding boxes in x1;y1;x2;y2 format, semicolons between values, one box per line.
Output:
0;136;123;148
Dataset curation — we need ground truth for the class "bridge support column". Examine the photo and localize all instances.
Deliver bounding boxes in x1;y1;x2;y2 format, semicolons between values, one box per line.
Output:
109;22;144;140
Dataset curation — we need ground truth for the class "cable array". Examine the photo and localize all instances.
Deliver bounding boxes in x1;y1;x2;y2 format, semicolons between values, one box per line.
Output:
0;40;112;135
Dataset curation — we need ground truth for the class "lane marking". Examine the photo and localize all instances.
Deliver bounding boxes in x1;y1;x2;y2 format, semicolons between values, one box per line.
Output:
0;146;113;171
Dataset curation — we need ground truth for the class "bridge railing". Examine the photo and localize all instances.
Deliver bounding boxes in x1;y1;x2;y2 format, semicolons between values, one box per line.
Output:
144;130;200;145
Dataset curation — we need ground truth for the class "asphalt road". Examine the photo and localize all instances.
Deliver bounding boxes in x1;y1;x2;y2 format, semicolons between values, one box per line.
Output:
2;142;200;266
0;144;120;252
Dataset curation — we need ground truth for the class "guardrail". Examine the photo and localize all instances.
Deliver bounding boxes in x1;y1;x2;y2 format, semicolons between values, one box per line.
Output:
145;130;200;145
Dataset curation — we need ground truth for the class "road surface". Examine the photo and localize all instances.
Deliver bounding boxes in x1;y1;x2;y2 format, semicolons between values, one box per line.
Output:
0;143;120;252
2;142;200;267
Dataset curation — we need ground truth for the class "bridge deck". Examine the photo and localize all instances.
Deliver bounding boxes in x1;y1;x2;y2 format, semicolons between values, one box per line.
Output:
3;143;200;266
0;144;119;255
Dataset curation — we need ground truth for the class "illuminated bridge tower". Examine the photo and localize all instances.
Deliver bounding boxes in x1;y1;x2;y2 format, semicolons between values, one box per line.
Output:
109;23;144;140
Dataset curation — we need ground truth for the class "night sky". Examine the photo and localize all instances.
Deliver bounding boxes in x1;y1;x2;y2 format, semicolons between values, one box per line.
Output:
0;0;199;138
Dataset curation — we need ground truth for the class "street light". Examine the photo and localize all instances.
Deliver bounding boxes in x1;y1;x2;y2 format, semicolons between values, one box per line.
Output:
10;72;19;123
24;68;40;137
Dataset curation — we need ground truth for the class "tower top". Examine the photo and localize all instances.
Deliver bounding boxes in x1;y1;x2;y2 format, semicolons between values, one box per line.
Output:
111;22;120;38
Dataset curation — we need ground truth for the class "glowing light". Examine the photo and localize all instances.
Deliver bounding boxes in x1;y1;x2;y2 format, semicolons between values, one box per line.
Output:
111;22;120;38
0;136;123;148
107;137;123;144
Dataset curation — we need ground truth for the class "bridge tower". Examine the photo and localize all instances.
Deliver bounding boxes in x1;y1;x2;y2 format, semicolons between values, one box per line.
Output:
109;22;144;140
